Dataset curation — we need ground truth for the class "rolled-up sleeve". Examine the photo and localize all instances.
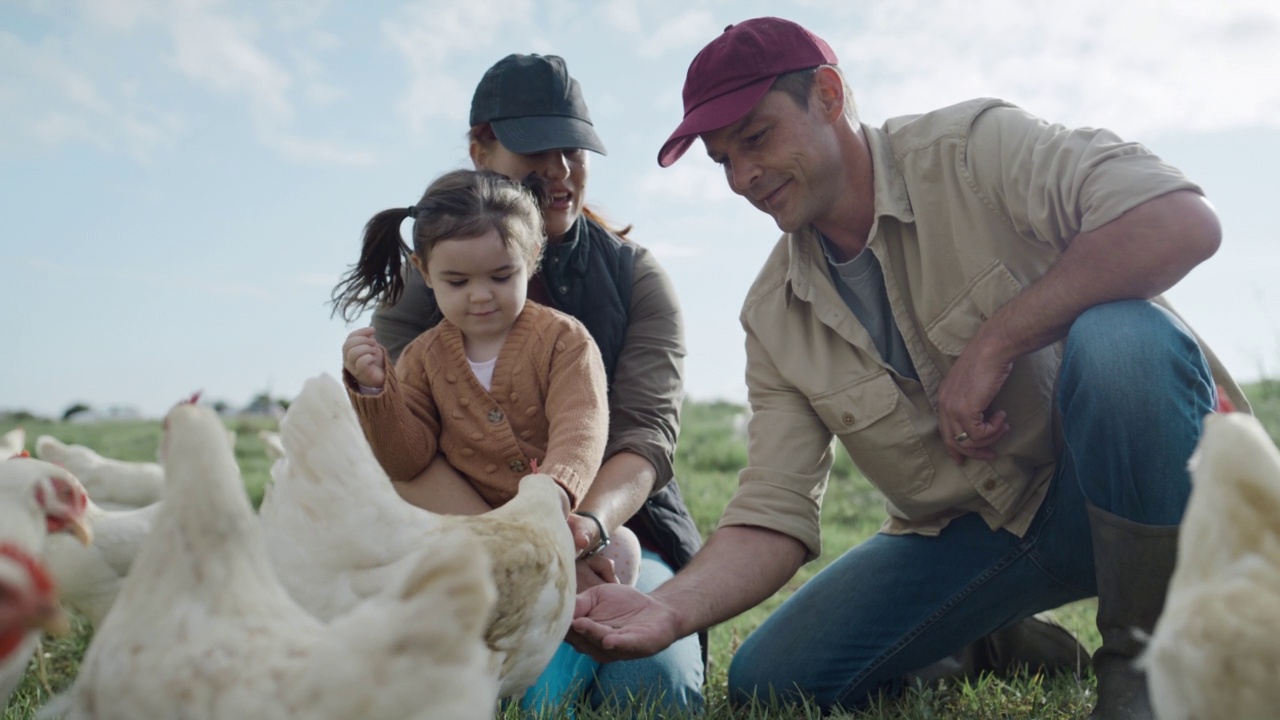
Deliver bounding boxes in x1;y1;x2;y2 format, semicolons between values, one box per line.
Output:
604;248;686;491
964;105;1202;247
717;329;833;562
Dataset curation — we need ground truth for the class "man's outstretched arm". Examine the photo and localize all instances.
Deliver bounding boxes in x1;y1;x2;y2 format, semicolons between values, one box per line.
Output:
570;524;808;661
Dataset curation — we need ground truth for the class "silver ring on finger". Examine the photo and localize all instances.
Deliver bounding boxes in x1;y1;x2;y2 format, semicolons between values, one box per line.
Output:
954;431;970;443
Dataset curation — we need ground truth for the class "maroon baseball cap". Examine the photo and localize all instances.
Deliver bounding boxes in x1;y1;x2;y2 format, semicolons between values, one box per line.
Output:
658;17;838;167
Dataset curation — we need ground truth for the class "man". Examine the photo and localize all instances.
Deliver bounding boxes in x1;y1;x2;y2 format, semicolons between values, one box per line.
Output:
570;16;1248;719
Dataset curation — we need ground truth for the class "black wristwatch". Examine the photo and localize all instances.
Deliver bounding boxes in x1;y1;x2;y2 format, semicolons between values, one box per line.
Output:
574;510;610;559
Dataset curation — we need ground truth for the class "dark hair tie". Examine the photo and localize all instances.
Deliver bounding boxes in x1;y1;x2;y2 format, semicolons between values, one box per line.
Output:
406;205;418;219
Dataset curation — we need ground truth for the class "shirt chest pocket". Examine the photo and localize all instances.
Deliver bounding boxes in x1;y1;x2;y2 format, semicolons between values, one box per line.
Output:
925;261;1024;357
809;372;936;497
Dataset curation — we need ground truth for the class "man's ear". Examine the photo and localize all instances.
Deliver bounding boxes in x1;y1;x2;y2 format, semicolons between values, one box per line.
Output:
409;253;430;287
813;66;846;123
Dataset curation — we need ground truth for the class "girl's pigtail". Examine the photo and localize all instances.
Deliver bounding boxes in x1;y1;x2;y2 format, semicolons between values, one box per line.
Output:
519;173;551;212
329;207;415;322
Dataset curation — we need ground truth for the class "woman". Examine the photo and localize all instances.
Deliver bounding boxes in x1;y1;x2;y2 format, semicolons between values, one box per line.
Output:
370;53;705;714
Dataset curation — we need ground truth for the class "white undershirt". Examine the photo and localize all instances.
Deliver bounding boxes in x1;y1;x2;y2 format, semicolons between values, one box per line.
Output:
468;355;497;391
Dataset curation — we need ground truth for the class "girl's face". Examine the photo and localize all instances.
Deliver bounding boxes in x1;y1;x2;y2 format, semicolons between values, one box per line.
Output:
473;142;588;243
413;228;531;360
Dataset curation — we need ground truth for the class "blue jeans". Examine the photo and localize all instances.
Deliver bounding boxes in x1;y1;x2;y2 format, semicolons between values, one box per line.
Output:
523;549;705;717
728;300;1216;712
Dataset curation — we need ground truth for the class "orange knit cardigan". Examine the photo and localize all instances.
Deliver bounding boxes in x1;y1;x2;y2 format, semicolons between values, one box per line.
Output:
347;301;609;508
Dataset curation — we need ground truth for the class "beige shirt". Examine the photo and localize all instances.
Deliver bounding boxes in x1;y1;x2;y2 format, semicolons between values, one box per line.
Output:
721;98;1248;561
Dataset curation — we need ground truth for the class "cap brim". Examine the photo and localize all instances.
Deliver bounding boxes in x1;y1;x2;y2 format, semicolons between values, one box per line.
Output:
657;75;776;167
490;115;607;156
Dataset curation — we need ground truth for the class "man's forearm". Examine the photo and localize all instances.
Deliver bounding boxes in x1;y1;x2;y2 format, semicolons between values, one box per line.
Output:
976;189;1221;364
652;524;808;639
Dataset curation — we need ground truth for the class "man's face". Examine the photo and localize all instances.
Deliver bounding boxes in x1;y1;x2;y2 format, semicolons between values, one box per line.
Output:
700;86;841;233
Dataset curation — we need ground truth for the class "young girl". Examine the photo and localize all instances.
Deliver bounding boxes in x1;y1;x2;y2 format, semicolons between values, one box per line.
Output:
332;167;641;563
330;168;641;709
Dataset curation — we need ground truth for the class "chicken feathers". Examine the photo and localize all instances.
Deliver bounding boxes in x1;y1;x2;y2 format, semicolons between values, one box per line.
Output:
258;373;576;699
1140;412;1280;720
44;401;498;720
34;435;165;508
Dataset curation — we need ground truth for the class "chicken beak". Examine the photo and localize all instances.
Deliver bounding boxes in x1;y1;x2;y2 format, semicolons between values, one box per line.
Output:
68;516;94;546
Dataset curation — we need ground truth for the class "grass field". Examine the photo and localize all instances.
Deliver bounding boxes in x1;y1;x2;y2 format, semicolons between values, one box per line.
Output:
5;382;1280;719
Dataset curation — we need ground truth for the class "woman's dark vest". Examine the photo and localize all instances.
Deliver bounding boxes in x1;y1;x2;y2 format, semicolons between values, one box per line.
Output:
539;219;703;580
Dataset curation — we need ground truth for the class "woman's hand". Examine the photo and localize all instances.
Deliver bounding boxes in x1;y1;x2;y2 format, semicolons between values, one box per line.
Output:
343;327;387;389
568;511;619;586
567;511;601;556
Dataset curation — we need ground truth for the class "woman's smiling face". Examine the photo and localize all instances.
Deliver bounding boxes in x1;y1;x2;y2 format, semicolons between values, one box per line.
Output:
473;140;589;243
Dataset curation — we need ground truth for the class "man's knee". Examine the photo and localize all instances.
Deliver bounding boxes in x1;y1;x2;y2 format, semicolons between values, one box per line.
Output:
1064;301;1197;379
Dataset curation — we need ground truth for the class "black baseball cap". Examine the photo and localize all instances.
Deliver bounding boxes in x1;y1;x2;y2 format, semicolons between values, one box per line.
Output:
469;54;607;156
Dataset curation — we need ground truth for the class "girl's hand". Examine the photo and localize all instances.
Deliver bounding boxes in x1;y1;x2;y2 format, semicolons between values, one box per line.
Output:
343;327;387;389
576;555;619;590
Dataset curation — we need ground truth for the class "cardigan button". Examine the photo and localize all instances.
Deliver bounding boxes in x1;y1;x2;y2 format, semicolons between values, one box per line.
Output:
485;464;497;474
842;412;854;425
445;373;457;383
488;409;504;423
558;285;568;295
460;448;475;457
982;478;997;491
459;397;470;407
509;459;526;473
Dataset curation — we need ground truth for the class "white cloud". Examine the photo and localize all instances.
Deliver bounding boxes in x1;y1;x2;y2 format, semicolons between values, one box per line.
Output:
0;29;182;158
166;2;293;125
79;0;156;30
829;0;1280;136
1;1;372;164
637;9;720;59
637;159;737;203
265;133;377;165
595;0;643;35
386;0;536;135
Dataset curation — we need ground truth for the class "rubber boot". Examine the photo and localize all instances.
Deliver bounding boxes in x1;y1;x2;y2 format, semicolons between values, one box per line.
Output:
907;613;1088;688
1087;503;1179;720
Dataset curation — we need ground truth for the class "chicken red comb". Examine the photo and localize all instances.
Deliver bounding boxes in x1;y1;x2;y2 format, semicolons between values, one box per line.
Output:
0;542;55;597
7;450;30;460
182;391;203;406
1214;384;1236;414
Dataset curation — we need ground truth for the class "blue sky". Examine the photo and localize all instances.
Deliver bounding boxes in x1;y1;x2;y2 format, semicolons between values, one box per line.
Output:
3;0;1279;418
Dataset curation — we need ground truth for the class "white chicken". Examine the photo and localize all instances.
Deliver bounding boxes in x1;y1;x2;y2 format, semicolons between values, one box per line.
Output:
42;499;158;628
258;429;285;462
44;400;500;720
258;373;576;699
1140;412;1280;720
34;435;165;508
1;457;93;705
0;427;25;458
